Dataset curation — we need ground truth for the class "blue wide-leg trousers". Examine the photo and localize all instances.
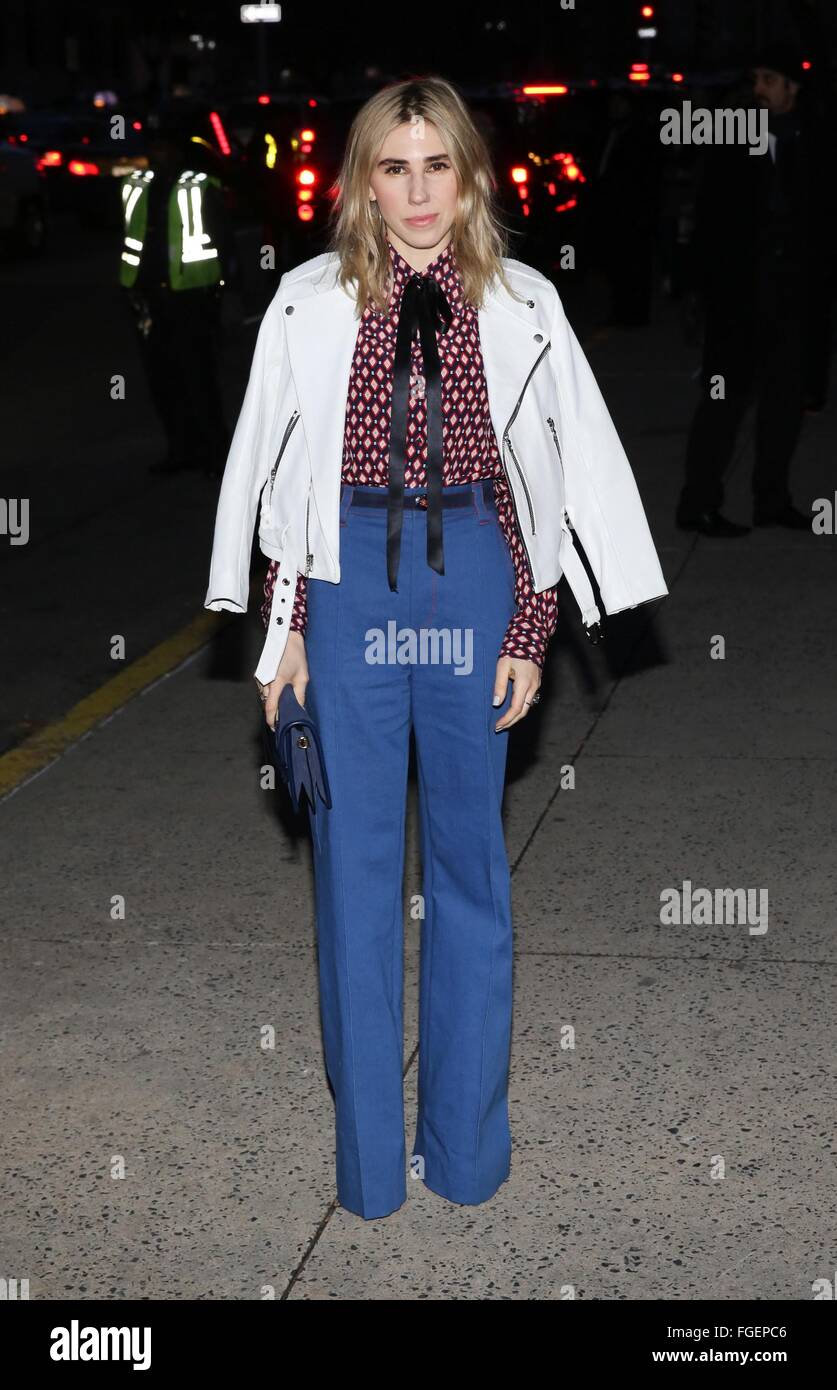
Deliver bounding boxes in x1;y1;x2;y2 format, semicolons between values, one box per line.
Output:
303;479;517;1218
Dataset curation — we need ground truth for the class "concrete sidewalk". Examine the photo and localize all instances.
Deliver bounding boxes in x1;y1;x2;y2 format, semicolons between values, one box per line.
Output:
2;291;836;1300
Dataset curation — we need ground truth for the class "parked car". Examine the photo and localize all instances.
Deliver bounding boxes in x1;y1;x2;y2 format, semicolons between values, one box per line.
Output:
0;139;47;255
462;84;607;267
0;107;148;227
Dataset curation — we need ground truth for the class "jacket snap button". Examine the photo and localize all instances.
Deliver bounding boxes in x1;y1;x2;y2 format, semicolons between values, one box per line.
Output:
282;577;290;585
527;299;534;308
275;616;283;624
281;597;286;602
285;305;294;314
534;333;543;342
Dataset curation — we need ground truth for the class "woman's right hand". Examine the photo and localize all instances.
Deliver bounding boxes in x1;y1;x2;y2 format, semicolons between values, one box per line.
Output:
256;631;309;729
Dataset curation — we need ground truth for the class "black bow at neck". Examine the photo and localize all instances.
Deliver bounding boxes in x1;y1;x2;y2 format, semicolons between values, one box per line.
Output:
386;270;454;590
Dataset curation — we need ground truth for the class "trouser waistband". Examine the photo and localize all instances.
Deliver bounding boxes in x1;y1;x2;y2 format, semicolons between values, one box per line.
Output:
342;479;498;512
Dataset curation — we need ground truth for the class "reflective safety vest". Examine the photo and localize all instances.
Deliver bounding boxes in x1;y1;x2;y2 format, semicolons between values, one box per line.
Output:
119;168;223;290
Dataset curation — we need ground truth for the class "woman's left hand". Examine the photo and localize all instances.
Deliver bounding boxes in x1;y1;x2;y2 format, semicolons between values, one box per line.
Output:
492;656;541;731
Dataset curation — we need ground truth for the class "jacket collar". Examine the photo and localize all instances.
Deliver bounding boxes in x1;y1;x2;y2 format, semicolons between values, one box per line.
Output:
300;247;540;330
281;250;549;558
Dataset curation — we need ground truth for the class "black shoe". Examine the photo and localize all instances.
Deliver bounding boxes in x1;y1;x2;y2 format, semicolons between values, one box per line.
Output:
753;503;811;530
676;507;751;537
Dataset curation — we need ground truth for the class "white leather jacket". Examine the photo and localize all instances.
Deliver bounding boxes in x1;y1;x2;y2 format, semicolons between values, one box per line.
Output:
205;251;668;683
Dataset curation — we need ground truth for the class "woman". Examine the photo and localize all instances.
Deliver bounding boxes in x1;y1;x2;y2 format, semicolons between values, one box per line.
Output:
205;76;668;1220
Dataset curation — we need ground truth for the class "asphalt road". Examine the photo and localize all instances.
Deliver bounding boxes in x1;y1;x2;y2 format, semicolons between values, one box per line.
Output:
0;211;276;755
2;213;836;1299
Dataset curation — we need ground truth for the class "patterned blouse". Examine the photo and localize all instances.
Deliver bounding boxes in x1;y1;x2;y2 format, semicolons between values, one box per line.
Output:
261;237;558;665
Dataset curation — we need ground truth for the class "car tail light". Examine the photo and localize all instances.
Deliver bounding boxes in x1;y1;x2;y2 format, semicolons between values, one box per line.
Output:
553;152;586;184
68;159;100;176
294;165;319;221
209;110;231;155
37;149;63;169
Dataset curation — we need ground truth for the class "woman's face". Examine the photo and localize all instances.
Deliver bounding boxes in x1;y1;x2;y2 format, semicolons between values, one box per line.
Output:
368;119;458;266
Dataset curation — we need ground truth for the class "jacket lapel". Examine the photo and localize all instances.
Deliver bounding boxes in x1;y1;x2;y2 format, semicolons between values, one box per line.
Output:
282;254;550;544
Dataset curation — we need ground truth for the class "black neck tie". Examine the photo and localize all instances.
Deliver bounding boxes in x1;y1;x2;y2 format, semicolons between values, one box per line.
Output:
386;272;453;591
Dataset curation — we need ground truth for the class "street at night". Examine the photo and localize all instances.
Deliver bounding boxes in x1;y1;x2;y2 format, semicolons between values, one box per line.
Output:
1;0;836;1348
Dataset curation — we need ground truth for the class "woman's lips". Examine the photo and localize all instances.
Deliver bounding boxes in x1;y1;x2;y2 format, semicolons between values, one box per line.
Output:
405;213;438;225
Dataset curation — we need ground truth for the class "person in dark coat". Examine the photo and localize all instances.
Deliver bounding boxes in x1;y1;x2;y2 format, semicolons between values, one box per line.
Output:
676;44;831;535
590;90;662;328
122;118;231;478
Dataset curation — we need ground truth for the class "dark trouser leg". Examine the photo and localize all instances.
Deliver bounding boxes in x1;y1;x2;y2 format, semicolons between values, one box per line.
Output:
753;300;805;516
134;293;188;464
175;290;230;471
680;313;754;517
804;295;832;407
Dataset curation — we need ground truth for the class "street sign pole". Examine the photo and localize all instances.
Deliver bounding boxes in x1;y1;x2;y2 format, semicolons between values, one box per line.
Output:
240;2;282;94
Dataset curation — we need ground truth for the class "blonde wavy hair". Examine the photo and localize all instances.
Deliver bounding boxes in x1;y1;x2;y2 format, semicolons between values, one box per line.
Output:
325;74;525;317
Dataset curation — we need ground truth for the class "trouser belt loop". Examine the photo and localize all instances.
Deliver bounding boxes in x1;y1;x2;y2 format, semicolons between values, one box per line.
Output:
471;478;494;524
339;483;354;522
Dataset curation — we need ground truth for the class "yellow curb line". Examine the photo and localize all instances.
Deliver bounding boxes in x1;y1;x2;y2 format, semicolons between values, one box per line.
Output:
0;577;264;800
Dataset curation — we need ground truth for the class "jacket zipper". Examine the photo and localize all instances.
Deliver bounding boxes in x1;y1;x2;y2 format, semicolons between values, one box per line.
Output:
504;433;536;535
267;408;300;505
498;339;550;567
546;414;563;468
545;408;575;533
305;493;313;576
546;414;571;531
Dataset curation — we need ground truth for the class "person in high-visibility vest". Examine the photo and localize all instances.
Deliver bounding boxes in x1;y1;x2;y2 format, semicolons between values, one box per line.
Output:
121;121;230;477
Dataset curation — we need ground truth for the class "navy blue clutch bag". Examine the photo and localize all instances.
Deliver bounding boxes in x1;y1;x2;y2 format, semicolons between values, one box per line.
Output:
266;684;332;816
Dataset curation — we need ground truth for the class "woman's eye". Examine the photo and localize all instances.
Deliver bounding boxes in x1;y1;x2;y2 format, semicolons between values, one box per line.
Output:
384;161;450;174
